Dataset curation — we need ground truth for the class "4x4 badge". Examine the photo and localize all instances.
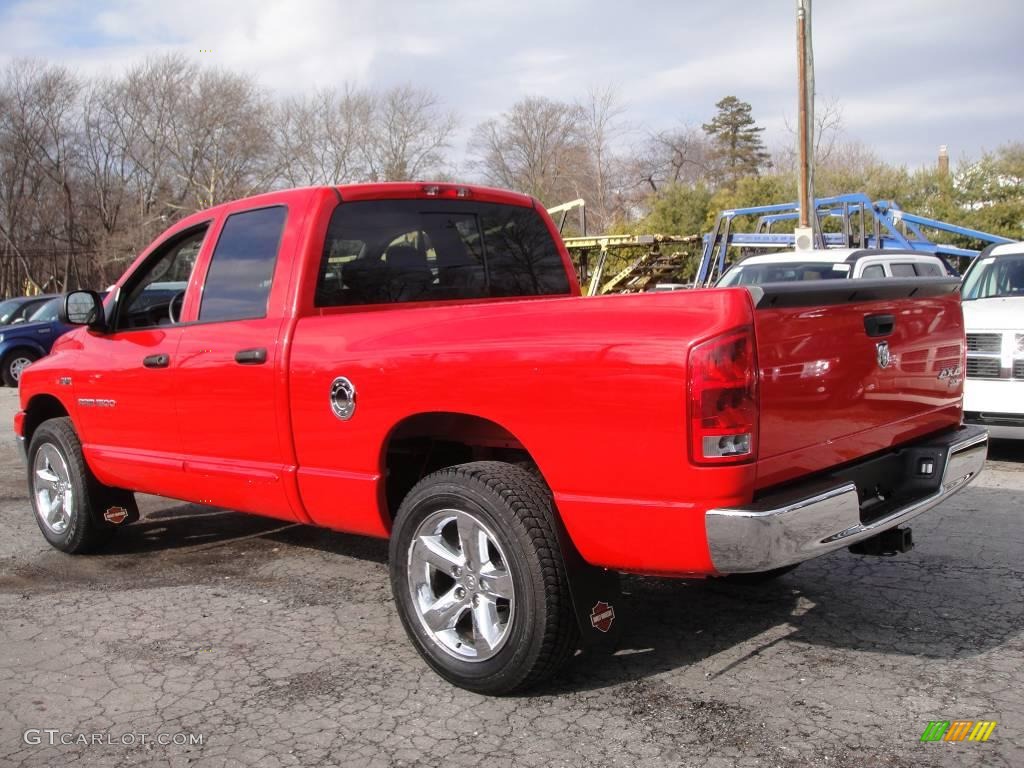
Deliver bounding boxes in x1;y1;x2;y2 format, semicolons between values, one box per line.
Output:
876;341;892;369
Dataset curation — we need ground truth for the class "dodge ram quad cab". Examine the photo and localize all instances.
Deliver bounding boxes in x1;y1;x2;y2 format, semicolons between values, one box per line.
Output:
15;183;988;694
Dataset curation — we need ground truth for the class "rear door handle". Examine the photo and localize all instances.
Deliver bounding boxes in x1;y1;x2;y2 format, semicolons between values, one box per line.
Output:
234;347;268;365
142;353;170;369
864;314;895;337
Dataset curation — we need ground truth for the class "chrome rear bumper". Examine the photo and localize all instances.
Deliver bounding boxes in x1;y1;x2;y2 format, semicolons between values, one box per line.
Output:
705;425;988;574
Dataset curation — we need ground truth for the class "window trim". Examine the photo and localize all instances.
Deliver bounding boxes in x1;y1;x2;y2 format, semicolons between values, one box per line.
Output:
110;221;212;334
196;204;288;325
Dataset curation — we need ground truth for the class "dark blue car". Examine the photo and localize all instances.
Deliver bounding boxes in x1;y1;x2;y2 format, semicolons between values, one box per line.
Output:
0;294;58;326
0;296;75;386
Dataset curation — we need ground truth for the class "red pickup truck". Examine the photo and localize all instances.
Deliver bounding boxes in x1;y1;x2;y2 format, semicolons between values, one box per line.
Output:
15;183;987;694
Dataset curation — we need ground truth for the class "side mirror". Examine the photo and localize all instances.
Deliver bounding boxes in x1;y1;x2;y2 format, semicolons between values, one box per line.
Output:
61;291;106;332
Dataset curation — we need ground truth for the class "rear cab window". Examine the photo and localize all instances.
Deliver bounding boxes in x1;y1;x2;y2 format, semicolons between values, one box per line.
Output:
913;261;943;276
890;263;917;278
316;200;570;307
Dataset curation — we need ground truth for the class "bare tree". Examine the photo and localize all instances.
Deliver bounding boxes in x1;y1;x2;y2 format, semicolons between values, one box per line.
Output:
172;68;277;210
579;85;628;231
776;95;845;174
631;124;714;193
275;86;373;186
114;54;196;226
470;96;586;205
0;59;85;291
363;85;457;181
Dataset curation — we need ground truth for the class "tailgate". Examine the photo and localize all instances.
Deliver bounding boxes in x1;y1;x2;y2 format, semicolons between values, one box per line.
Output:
750;278;965;489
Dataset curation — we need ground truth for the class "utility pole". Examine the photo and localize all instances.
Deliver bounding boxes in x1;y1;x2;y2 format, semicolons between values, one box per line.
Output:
795;0;815;251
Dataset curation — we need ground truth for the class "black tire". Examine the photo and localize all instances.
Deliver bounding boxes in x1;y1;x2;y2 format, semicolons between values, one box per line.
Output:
2;348;40;387
27;417;114;554
389;461;577;695
719;563;800;585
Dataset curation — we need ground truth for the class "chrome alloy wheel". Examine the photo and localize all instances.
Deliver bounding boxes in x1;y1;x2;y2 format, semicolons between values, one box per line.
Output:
33;443;75;535
9;355;32;382
407;508;515;661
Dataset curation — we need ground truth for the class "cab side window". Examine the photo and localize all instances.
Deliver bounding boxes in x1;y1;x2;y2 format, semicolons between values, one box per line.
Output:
200;206;287;323
117;226;207;330
860;264;885;278
890;263;916;277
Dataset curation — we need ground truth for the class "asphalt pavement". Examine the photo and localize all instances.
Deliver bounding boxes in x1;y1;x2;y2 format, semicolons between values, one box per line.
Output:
0;387;1021;767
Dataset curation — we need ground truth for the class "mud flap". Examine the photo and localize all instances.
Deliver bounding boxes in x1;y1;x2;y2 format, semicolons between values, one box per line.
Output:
554;523;623;653
91;486;140;528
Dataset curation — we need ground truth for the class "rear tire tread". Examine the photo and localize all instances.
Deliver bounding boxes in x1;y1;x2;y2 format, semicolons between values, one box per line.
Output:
395;461;578;693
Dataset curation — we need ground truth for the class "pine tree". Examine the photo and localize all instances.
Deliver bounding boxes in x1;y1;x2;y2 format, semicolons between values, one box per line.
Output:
702;96;770;187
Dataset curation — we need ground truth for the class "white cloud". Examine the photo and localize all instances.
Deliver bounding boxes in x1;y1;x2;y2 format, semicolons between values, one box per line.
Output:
0;0;1021;167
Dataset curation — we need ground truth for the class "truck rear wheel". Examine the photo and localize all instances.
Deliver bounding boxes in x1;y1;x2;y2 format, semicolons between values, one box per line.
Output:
389;461;577;694
27;418;115;554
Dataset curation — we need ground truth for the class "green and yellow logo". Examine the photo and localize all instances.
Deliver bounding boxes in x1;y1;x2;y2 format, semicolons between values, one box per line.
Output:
920;720;997;742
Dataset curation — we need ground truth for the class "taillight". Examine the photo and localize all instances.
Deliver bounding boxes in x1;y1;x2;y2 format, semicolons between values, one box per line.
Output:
688;326;758;464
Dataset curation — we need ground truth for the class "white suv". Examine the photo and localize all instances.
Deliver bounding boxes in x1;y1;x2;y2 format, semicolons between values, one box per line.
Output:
962;242;1024;439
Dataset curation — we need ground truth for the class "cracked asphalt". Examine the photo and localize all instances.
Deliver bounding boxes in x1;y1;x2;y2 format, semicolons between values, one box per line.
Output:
0;387;1021;767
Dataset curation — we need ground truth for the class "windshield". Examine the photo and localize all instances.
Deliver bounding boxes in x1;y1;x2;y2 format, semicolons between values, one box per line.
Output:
0;299;23;324
717;261;849;286
962;254;1024;300
27;297;62;323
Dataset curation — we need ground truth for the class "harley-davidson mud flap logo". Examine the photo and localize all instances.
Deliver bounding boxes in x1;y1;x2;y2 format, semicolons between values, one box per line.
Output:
103;506;128;524
590;601;615;633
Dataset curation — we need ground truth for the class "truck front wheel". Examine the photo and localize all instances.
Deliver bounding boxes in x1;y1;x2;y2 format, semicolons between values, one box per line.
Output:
27;418;115;554
389;461;577;694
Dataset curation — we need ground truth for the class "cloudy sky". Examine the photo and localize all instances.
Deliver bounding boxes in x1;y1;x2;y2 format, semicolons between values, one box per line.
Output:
1;0;1021;170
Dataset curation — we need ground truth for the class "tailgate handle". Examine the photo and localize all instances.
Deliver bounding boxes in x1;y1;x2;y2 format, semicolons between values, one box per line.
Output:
234;347;268;365
864;314;895;337
142;353;169;369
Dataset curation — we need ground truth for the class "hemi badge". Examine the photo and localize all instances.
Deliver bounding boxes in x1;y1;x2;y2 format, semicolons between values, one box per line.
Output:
58;376;72;387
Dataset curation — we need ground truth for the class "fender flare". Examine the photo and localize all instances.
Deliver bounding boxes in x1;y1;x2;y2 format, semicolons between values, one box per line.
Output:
0;339;48;361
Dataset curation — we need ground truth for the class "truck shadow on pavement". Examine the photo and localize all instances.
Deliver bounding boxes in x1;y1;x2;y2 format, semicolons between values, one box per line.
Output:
545;483;1023;694
97;503;388;564
987;437;1024;462
17;481;1017;693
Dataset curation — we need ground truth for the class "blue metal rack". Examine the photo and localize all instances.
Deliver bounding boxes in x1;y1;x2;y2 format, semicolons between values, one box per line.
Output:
696;193;1014;286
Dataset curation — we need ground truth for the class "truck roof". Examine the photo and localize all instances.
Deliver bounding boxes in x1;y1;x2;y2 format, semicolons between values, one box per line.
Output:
168;183;538;228
987;242;1024;258
734;248;943;266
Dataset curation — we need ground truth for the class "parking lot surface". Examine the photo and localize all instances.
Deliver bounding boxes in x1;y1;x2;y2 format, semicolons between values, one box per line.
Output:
0;387;1021;767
